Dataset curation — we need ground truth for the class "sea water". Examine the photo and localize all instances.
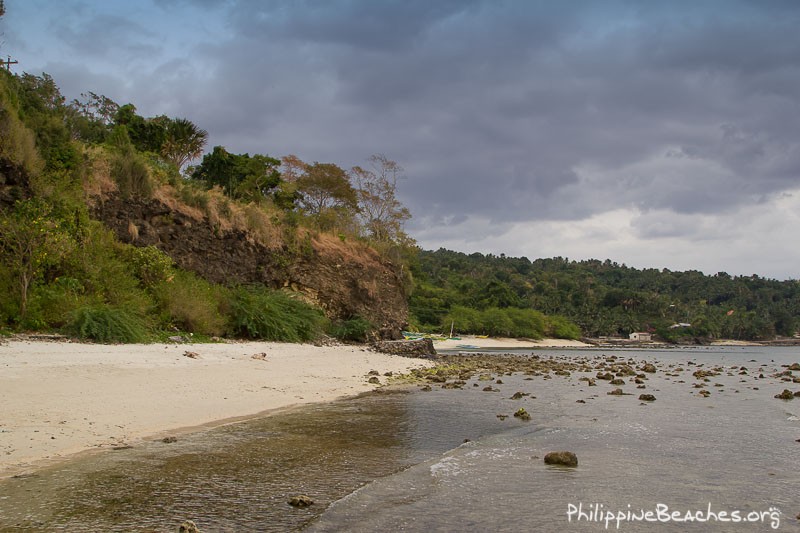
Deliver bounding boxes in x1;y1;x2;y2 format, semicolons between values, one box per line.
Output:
0;346;798;532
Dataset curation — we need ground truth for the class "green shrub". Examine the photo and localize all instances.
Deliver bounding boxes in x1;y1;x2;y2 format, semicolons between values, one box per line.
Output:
330;316;373;342
546;315;582;340
111;150;152;199
227;286;325;342
152;270;226;336
67;305;148;343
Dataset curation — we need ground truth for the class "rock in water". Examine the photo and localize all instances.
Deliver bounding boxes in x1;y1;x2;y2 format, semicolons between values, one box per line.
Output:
288;495;314;507
544;451;578;467
178;520;200;533
638;394;656;402
607;388;624;396
774;389;794;400
641;363;657;373
513;407;531;421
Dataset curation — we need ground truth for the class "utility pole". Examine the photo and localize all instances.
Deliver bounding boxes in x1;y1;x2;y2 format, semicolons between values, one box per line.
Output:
2;56;17;71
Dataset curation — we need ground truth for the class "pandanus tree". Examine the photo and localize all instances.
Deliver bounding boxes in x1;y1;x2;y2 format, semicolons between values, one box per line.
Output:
161;118;208;172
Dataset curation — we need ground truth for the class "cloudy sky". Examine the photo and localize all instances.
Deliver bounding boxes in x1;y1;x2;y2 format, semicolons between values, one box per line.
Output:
3;1;800;279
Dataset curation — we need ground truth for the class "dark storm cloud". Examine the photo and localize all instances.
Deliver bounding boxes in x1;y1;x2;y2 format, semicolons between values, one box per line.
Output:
190;0;800;228
22;0;800;241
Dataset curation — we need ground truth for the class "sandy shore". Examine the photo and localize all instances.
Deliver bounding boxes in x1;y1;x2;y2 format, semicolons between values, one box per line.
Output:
0;340;434;478
433;335;590;351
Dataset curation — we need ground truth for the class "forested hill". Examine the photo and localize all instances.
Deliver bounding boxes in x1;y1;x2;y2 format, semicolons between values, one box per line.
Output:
410;248;800;341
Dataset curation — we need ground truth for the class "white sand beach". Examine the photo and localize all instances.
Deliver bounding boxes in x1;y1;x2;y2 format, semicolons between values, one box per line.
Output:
0;339;435;478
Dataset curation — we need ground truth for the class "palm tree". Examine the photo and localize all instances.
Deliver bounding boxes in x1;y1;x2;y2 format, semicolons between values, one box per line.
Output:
161;118;208;171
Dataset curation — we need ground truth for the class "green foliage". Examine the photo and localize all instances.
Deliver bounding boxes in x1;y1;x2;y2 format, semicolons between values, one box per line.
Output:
413;249;800;341
110;150;152;199
152;270;227;336
67;305;148;343
191;146;285;205
329;316;373;342
0;198;74;320
227;286;326;342
123;245;174;288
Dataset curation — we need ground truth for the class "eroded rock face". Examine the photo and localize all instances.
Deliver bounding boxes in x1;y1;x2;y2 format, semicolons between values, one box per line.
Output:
92;196;409;338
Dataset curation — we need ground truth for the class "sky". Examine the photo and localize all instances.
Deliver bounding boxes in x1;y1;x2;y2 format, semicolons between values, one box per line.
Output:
3;0;800;279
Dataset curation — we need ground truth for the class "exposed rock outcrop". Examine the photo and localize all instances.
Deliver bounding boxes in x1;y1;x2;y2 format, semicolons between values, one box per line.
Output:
91;196;409;338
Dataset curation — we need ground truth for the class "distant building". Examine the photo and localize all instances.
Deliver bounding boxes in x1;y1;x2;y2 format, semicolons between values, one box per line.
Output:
668;323;692;329
629;332;652;341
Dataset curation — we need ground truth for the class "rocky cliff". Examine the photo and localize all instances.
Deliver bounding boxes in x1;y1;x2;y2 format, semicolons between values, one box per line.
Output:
90;194;409;339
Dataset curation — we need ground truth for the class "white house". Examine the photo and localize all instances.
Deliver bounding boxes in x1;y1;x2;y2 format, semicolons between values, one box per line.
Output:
629;332;652;341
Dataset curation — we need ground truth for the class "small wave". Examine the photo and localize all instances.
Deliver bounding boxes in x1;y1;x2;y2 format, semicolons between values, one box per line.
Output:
430;456;461;478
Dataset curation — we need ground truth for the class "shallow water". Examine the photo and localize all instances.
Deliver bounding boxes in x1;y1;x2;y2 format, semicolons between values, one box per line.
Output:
1;346;799;532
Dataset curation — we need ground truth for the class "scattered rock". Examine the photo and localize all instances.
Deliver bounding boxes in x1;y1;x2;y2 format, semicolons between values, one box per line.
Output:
513;408;531;421
510;391;528;400
607;388;624;396
178;520;201;533
544;451;578;467
420;385;432;392
371;338;436;358
638;394;656;402
367;376;381;385
610;378;625;385
288;495;314;508
482;386;497;392
169;335;186;343
383;371;393;377
576;399;586;404
367;370;380;376
162;436;178;444
183;351;200;359
699;390;711;397
596;372;614;380
251;353;267;361
788;363;800;371
774;389;794;400
641;363;656;373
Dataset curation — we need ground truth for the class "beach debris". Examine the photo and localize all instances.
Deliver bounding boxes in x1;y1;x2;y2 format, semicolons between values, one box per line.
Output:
183;351;200;359
638;394;656;402
774;389;795;400
178;520;200;533
513;407;531;421
288;495;314;507
544;451;578;467
251;352;267;361
162;436;178;444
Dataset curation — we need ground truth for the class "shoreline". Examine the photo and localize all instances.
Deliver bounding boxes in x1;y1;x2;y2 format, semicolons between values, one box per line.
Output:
0;339;435;479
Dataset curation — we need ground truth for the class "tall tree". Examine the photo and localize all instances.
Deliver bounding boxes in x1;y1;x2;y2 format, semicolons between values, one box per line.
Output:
351;154;411;243
160;117;208;171
295;162;358;230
